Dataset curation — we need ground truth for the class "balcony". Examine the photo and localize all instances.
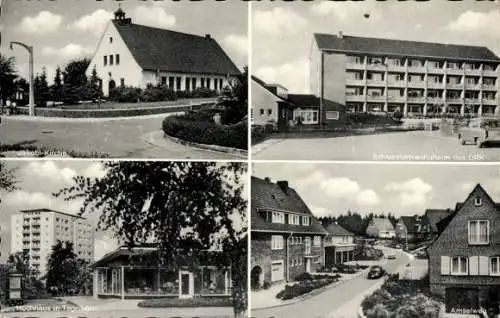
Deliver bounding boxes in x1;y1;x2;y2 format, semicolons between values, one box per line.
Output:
407;65;426;73
366;95;386;102
482;84;497;91
366;79;385;87
387;95;405;103
446;83;463;90
427;97;444;104
366;63;387;71
345;78;365;86
482;99;498;105
465;84;481;91
387;80;405;88
345;62;365;70
464;68;482;76
482;68;498;77
407;96;425;103
446;68;463;75
346;95;365;102
387;64;406;72
464;98;481;104
427;82;444;89
407;81;425;88
427;66;445;74
446;98;463;104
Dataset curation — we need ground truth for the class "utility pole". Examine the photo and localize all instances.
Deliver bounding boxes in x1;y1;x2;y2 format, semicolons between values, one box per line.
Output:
10;41;34;116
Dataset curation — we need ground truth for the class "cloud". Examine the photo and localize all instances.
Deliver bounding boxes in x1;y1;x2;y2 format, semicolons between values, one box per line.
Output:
70;9;113;35
310;2;381;22
445;10;500;36
222;34;248;57
131;6;176;29
385;178;433;207
309;204;330;218
18;11;63;34
20;161;77;186
83;162;107;179
414;23;422;30
255;58;310;93
94;234;118;261
357;189;381;206
41;44;93;60
2;190;83;213
253;7;307;36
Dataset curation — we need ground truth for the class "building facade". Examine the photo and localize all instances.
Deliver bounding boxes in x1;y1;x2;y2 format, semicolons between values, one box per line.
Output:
427;184;500;315
365;218;396;239
250;177;327;288
310;32;500;118
86;8;240;96
11;208;94;276
324;223;356;267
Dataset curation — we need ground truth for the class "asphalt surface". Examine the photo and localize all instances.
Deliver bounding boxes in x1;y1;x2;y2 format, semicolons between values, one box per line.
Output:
252;131;500;161
250;247;410;318
0;115;241;159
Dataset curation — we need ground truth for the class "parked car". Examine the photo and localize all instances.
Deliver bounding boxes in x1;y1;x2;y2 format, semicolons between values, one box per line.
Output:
367;265;386;279
458;118;500;147
386;254;396;259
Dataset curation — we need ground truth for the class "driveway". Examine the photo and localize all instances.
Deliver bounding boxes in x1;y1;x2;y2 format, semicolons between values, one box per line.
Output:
0;115;241;159
250;247;410;318
253;130;500;161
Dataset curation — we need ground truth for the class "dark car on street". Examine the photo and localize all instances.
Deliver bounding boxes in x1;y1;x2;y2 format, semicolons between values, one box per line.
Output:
367;265;386;279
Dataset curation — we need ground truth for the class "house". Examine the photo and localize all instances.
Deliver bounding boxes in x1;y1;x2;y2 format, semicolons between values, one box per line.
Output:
365;218;396;239
250;177;327;288
395;215;427;242
86;7;240;96
324;223;356;267
427;184;500;315
286;94;346;130
310;31;500;117
250;76;287;128
91;244;231;299
422;208;453;238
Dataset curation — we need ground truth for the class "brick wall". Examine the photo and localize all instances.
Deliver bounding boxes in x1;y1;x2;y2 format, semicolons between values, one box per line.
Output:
251;232;287;284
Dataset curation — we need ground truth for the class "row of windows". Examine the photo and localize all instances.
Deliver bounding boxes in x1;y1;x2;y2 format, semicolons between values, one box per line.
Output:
271;212;311;226
347;72;497;85
272;235;322;249
441;256;500;276
347;88;497;100
290;258;303;267
160;76;224;91
103;54;120;66
346;56;498;71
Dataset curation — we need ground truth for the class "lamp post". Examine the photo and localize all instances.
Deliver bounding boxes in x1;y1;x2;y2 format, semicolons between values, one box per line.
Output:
10;41;34;116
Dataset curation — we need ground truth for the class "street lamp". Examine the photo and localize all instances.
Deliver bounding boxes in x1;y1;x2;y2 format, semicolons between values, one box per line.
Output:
10;41;34;116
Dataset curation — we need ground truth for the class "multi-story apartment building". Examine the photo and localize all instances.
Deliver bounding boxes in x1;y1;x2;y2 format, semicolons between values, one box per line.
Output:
310;32;500;118
11;208;95;276
250;177;327;288
427;184;500;315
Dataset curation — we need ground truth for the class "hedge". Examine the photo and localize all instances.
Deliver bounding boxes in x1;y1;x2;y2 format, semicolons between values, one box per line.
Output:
276;277;338;300
138;296;232;308
162;115;247;150
108;85;217;103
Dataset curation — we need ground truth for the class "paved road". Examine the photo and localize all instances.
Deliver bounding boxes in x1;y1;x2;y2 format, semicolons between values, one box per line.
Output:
0;307;234;318
250;247;410;318
0;115;241;159
253;131;500;161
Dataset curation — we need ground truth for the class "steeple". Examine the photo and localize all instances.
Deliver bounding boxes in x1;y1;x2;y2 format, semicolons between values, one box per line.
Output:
113;4;131;24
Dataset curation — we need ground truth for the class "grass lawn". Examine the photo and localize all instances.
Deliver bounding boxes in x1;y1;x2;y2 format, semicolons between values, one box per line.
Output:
138;297;232;308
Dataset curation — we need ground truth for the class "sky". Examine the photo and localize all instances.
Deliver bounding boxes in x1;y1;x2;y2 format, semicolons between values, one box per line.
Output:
252;162;500;219
252;0;500;93
0;0;248;84
0;160;248;264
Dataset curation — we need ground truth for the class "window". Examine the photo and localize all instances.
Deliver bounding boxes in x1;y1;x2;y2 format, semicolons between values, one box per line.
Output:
429;61;440;68
176;77;181;91
298;237;302;244
469;220;489;244
267;109;273;116
342;236;349;243
313;236;321;247
201;78;205;88
161;76;167;85
109;55;114;65
293;110;319;125
271;235;284;250
326;111;339;120
491;257;500;275
483;78;496;86
115;54;120;65
289;215;300;225
103;56;107;66
207;78;211;89
451;256;468;275
271;212;284;224
168;77;175;88
347;56;363;64
475;197;482;206
259;108;264;116
192;78;197;89
314;257;321;264
410;60;422;67
109;37;113;43
186;78;191;91
302;216;310;226
120;78;124;87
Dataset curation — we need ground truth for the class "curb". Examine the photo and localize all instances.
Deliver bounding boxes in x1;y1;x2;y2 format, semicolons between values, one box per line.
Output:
162;132;247;159
3;112;183;122
251;269;369;311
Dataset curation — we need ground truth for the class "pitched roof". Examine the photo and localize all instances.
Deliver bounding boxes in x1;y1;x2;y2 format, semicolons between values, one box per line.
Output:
286;94;345;110
369;218;395;232
314;33;500;63
399;216;422;234
325;223;354;236
251;176;327;235
113;20;241;76
424;209;453;233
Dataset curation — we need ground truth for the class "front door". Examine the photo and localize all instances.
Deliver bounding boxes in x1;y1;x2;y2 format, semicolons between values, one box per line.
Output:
179;271;193;298
271;261;284;282
277;102;289;132
306;259;311;273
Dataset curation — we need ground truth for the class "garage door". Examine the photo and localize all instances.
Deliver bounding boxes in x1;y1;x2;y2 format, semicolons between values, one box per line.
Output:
271;261;284;282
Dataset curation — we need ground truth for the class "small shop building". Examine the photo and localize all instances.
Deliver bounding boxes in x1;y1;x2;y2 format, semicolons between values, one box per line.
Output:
91;245;231;299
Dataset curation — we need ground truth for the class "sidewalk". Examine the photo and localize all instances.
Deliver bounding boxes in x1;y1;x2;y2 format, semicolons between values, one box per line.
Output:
251;269;369;310
3;111;184;122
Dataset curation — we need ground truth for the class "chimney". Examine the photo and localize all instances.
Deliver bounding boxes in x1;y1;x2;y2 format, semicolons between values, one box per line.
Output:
338;30;343;39
277;181;289;194
205;34;211;39
264;177;271;183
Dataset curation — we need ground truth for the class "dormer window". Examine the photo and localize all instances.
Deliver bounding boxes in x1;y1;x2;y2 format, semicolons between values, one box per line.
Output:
289;214;300;225
474;197;482;206
272;212;284;224
302;216;310;226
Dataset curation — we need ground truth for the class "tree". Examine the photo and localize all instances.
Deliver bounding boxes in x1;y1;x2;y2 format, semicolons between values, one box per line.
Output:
0;162;18;204
219;66;248;125
88;65;103;102
7;250;38;278
61;57;91;104
0;54;17;108
45;240;81;296
34;67;50;107
51;66;63;102
54;161;247;316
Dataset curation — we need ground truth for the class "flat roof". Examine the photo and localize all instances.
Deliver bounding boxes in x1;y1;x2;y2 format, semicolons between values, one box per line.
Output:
19;208;86;220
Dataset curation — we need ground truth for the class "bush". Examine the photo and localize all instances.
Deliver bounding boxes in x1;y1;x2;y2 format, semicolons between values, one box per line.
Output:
138;297;232;308
347;112;400;127
109;86;142;103
141;84;176;102
251;126;270;145
162;115;247;150
294;272;313;281
276;277;338;300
